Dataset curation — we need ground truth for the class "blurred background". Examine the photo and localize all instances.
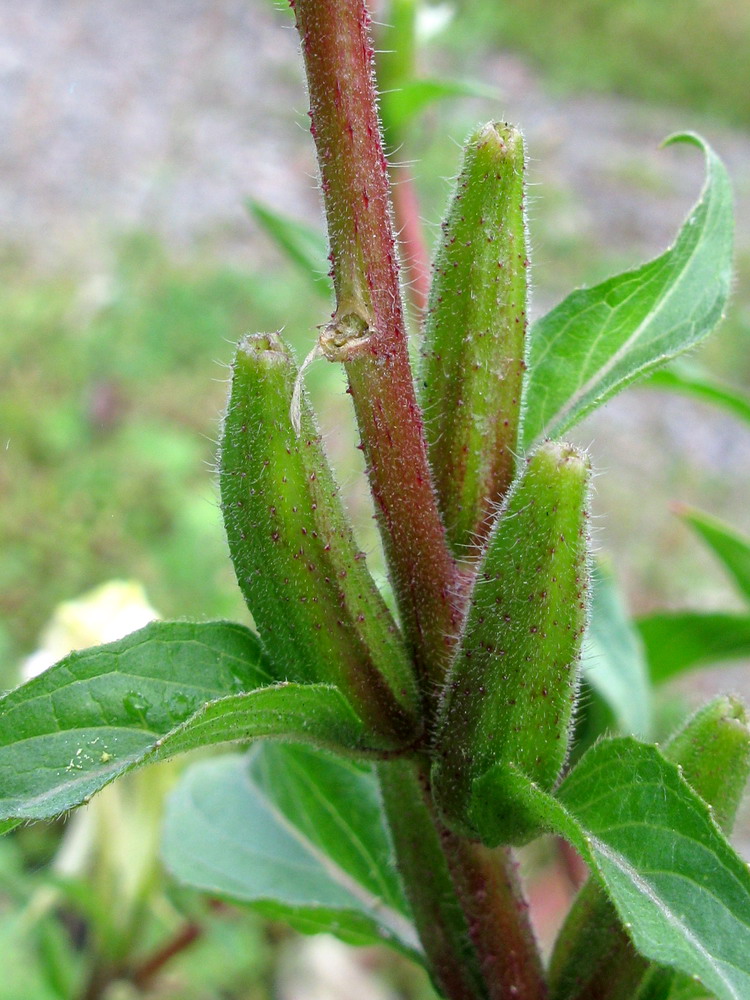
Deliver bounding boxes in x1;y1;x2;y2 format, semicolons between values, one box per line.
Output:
1;0;749;996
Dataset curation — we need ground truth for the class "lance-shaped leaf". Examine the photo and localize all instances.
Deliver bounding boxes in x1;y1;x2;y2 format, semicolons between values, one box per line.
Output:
432;441;591;845
522;133;733;447
638;611;750;683
548;696;750;1000
162;743;421;958
376;2;498;140
582;560;652;738
472;737;750;1000
646;361;750;428
382;79;501;138
676;504;750;604
421;121;529;553
246;200;330;297
0;621;371;823
220;333;420;749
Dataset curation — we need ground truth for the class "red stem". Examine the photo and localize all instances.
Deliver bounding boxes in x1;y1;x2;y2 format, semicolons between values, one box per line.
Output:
440;828;548;1000
290;8;548;998
390;163;431;315
291;0;460;691
131;922;202;989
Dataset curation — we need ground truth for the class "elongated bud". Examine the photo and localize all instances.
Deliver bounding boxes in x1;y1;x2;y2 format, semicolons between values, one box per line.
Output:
433;441;591;844
665;694;750;832
548;695;750;1000
220;333;420;750
421;122;529;557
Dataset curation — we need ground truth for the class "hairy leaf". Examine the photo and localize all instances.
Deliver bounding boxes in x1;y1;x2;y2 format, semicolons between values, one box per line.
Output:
162;745;420;957
473;738;750;1000
0;621;369;822
522;134;733;446
549;696;750;1000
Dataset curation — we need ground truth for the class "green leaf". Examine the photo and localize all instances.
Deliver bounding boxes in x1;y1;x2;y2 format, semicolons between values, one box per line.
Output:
246;200;329;296
473;738;750;1000
549;696;750;1000
646;361;750;427
583;562;652;738
162;744;421;958
382;78;501;135
522;133;733;447
638;612;750;683
0;621;369;823
676;505;750;603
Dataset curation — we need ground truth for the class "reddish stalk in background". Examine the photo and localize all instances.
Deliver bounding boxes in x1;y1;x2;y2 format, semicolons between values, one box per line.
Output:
290;0;460;691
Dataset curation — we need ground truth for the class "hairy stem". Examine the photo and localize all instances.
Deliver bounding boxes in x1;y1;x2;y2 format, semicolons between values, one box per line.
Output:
291;0;460;692
379;759;490;1000
439;830;548;1000
380;759;547;1000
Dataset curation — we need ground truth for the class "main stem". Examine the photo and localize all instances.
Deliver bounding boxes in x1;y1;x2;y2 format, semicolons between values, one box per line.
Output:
291;0;460;693
291;4;547;997
380;758;548;1000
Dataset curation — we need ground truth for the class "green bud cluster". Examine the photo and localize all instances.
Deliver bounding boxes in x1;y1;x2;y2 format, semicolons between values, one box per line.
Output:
220;118;594;846
220;333;420;751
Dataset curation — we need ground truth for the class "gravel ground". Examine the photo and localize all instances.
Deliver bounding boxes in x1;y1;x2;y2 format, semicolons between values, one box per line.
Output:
3;1;750;664
2;0;748;271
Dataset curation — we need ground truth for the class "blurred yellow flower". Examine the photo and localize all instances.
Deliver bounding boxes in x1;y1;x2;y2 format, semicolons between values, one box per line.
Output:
22;580;159;681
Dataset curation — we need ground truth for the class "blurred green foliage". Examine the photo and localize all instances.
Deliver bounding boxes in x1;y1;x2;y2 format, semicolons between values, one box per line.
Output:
457;0;750;127
0;235;325;680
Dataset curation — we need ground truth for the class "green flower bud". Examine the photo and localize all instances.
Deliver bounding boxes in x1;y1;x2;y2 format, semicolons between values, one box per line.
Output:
665;694;750;833
421;121;529;557
220;333;420;750
432;441;591;844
